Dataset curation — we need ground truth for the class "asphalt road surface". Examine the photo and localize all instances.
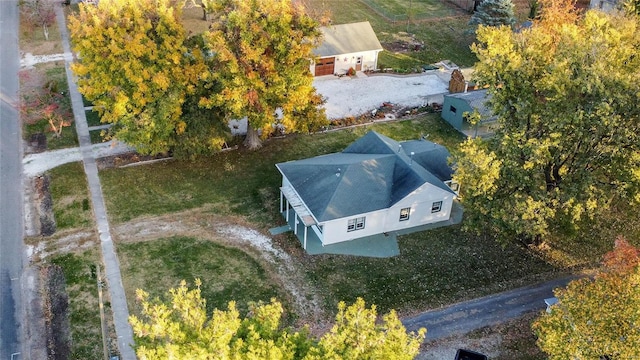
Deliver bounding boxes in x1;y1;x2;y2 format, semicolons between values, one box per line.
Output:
0;0;25;358
403;275;577;340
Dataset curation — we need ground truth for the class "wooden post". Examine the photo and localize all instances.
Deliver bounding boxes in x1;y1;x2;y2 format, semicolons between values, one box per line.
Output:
97;264;110;360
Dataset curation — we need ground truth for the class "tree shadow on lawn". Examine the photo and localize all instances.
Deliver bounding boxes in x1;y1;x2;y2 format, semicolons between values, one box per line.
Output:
301;223;562;316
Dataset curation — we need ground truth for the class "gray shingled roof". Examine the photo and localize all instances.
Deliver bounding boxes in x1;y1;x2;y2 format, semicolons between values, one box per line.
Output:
445;89;493;118
314;21;383;58
276;131;456;223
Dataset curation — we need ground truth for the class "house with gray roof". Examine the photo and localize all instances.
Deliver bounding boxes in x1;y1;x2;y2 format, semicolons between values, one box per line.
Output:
311;21;383;76
441;89;497;138
275;131;462;257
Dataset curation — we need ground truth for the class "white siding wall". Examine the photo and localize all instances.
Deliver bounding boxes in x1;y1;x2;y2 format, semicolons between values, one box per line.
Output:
320;209;388;245
334;50;380;74
310;50;381;75
385;185;454;232
319;184;454;245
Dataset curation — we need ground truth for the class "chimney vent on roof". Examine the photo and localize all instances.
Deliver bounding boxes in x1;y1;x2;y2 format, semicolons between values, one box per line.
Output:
398;144;402;153
410;152;415;165
336;168;341;177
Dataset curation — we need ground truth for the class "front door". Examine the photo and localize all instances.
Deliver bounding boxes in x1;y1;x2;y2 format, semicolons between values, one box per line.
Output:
355;56;363;71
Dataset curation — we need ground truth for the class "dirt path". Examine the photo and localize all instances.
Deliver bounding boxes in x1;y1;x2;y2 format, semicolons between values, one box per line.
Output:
25;210;328;331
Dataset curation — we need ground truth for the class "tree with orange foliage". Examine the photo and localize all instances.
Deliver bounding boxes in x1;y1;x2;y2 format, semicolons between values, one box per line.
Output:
533;237;640;359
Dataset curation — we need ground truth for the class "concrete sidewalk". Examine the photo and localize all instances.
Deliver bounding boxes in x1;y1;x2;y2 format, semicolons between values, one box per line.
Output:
55;5;136;359
403;275;577;341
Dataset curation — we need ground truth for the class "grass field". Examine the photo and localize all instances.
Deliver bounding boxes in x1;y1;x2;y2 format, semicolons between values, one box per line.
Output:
302;0;478;67
22;64;79;151
300;224;557;314
49;162;94;231
118;237;288;318
97;116;566;317
100;115;463;224
50;249;105;359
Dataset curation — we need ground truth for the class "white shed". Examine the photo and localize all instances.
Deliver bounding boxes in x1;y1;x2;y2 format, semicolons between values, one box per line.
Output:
311;21;383;76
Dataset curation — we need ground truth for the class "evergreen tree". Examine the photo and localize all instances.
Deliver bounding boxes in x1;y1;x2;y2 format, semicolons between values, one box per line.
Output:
469;0;516;27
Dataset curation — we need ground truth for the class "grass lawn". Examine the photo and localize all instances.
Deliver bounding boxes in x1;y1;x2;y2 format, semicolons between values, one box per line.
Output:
50;249;106;359
48;162;94;231
98;117;564;317
303;0;478;67
85;110;102;127
300;225;557;315
19;17;63;55
118;237;288;317
100;115;463;224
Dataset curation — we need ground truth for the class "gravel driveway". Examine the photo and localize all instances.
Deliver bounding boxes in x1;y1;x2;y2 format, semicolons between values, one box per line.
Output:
313;71;451;119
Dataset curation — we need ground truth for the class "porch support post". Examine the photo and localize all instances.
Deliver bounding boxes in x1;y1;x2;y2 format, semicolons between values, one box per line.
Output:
286;199;290;222
294;214;298;235
279;190;283;213
303;226;308;249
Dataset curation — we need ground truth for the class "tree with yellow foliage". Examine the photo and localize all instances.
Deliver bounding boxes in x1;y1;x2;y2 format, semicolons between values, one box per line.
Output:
200;0;327;150
130;280;426;359
68;0;214;155
453;0;640;245
533;237;640;359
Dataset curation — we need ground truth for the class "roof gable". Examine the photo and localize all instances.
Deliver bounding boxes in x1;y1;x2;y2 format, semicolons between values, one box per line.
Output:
314;21;383;58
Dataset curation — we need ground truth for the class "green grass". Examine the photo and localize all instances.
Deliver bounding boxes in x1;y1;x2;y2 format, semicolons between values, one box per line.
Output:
24;121;79;150
19;17;63;55
90;130;107;144
85;110;102;127
302;225;558;314
304;0;477;67
48;162;93;230
50;249;105;359
118;237;287;317
361;0;463;20
100;115;463;224
98;117;563;316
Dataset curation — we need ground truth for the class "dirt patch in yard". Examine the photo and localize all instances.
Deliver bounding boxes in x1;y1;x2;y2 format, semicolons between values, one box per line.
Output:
382;32;426;53
27;209;329;333
418;311;545;359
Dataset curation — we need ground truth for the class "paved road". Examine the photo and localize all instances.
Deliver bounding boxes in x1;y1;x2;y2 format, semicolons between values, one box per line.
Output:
54;5;137;359
403;275;577;340
0;0;25;358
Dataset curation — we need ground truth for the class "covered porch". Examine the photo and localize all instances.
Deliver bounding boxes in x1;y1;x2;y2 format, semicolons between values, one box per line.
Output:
275;187;465;258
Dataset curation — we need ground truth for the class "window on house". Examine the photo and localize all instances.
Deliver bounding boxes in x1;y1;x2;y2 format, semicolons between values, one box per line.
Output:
399;207;410;221
431;201;443;213
348;217;366;232
450;105;457;114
